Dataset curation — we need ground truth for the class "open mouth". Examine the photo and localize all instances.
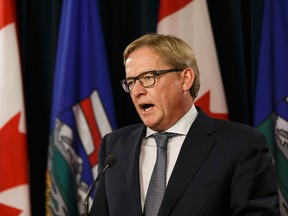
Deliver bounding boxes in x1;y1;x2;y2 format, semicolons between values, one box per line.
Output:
140;104;154;112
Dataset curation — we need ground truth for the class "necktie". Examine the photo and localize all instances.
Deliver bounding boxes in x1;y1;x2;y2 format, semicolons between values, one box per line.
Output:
144;132;175;216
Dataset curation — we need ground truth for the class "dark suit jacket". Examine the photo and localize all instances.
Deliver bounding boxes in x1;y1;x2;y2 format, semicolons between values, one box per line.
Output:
90;108;279;215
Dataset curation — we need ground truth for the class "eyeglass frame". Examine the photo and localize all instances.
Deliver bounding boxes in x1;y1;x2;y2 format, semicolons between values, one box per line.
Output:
120;69;183;93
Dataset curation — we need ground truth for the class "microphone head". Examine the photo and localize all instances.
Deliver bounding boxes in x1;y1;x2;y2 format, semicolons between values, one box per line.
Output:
104;155;117;168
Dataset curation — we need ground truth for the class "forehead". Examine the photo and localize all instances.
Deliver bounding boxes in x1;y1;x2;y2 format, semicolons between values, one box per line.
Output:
125;47;164;76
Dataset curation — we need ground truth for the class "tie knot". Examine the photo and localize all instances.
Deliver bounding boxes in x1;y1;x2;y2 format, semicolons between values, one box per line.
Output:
153;132;176;149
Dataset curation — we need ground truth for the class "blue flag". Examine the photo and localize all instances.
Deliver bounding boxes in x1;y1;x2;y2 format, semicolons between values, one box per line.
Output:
254;1;288;215
46;0;116;215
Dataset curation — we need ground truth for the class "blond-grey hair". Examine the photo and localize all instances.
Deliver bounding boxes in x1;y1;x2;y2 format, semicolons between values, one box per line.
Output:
123;33;200;99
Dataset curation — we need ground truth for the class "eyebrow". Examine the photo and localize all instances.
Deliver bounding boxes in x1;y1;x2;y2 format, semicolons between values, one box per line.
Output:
125;70;155;79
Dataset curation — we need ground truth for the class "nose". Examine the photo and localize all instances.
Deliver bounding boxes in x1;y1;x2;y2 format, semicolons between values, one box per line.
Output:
131;80;146;97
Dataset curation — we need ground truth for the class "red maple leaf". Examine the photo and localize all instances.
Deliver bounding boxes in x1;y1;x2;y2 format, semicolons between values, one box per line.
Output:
0;112;29;192
0;203;22;216
195;91;229;120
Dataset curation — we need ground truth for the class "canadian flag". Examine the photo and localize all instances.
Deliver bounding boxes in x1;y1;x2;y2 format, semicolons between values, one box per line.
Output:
0;0;31;215
157;0;229;119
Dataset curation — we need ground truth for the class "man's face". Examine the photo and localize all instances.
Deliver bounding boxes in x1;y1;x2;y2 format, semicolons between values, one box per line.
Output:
125;46;192;131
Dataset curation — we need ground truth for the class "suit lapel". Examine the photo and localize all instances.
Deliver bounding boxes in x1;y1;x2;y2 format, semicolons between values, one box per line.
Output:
120;125;146;216
159;110;217;216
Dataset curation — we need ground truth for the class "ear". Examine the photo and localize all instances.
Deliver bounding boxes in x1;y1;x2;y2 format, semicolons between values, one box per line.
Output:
181;68;194;91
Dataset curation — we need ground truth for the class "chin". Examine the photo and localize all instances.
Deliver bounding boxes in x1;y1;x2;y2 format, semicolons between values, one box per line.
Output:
141;117;163;131
142;120;156;129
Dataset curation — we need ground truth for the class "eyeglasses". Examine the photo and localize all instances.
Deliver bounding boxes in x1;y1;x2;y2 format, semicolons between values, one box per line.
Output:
120;69;182;93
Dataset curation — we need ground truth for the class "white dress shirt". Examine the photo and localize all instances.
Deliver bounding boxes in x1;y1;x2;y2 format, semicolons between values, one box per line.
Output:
139;104;198;210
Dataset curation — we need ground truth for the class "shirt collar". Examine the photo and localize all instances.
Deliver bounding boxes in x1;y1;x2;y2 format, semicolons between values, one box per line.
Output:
145;104;198;138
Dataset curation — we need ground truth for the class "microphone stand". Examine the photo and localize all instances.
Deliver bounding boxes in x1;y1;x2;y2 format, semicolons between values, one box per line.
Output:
81;155;116;216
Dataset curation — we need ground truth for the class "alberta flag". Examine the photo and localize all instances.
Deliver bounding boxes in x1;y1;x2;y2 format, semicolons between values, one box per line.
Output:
46;0;116;215
157;0;228;120
254;0;288;215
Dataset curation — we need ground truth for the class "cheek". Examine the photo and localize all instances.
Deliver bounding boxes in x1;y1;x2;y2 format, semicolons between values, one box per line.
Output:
174;79;185;91
158;90;179;110
164;84;182;99
164;88;183;108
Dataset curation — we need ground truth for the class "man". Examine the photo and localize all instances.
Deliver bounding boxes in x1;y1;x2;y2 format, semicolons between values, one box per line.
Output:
89;33;279;215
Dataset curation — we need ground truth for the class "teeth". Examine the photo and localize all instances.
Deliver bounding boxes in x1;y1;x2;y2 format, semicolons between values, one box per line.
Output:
144;106;153;111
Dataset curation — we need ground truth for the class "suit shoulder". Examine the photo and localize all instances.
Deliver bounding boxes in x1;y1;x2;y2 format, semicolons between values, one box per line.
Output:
197;107;262;137
197;107;261;137
210;118;269;148
214;118;260;135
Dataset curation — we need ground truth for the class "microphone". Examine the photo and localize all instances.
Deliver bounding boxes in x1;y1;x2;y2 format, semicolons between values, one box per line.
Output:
82;154;117;216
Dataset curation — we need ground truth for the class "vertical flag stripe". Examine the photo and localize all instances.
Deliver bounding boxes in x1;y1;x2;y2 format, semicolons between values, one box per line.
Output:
158;0;191;22
0;1;14;29
157;0;228;119
0;0;31;215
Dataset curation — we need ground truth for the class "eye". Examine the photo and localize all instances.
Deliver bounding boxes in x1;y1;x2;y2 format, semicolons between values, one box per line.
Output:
126;79;135;87
142;73;154;81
